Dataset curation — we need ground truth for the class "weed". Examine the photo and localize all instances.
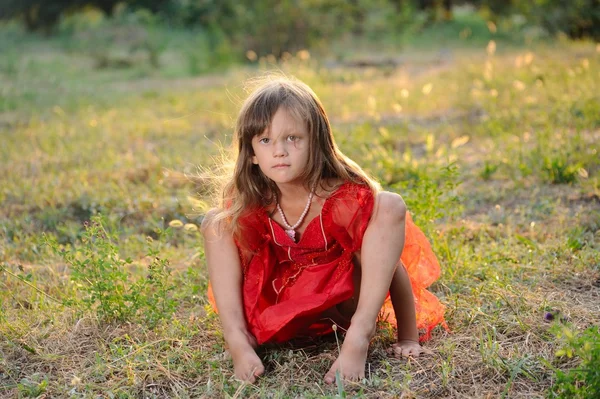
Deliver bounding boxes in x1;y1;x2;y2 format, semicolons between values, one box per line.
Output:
17;373;48;398
331;324;346;397
543;155;579;184
392;163;462;238
566;227;587;251
142;236;178;327
45;215;176;327
548;324;600;398
480;161;500;180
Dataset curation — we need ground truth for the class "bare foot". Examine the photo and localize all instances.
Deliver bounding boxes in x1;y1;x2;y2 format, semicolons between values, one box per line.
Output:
227;331;265;383
324;326;374;384
390;339;432;358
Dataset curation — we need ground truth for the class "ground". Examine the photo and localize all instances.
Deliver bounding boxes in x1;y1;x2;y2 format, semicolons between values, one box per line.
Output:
0;23;599;398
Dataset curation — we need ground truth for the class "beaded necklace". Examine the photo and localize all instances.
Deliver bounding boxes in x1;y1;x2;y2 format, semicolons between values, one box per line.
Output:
276;190;314;242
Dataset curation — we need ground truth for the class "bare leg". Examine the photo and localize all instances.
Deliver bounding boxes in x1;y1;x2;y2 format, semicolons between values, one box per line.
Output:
324;192;407;383
201;210;264;382
336;259;425;358
389;262;431;357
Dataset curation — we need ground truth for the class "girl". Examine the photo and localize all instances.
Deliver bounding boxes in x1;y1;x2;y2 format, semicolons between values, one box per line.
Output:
201;76;446;384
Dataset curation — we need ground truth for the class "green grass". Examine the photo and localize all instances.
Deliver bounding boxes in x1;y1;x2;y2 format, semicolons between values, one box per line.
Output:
1;14;599;398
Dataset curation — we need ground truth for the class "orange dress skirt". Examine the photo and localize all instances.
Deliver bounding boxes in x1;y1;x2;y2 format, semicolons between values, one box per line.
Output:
208;182;446;344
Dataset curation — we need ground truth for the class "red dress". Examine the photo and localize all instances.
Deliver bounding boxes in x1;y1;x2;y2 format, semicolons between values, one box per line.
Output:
209;182;446;344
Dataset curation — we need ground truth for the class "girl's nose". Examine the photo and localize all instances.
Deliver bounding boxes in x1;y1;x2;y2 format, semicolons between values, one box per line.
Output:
272;139;287;157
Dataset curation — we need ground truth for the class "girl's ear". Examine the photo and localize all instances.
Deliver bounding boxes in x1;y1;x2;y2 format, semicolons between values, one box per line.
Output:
252;155;258;164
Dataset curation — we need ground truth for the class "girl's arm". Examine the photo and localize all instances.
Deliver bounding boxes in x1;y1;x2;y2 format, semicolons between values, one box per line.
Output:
202;211;251;340
201;211;264;382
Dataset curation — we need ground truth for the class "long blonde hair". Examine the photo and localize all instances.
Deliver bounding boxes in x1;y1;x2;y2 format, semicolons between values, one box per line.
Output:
211;76;380;246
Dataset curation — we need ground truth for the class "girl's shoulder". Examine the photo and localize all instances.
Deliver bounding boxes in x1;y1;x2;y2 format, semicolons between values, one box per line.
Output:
320;178;372;197
321;179;375;216
321;180;375;244
332;179;374;198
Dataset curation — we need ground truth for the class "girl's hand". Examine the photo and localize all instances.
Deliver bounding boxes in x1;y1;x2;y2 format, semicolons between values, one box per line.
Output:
390;339;433;358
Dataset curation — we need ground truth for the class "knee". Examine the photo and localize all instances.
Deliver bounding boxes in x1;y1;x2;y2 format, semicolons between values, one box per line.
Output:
374;192;407;224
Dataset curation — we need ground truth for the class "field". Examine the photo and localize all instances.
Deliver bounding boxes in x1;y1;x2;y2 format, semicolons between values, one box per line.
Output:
1;17;600;398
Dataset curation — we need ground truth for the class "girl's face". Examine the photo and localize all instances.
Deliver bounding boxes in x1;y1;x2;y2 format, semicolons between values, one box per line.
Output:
251;107;310;188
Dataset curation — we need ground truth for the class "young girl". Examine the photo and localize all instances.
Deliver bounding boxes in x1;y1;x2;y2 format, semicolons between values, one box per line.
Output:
201;76;446;384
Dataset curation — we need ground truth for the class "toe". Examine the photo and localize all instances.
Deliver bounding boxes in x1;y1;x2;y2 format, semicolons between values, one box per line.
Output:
257;366;265;376
324;368;336;384
241;372;255;383
324;374;335;384
250;363;265;381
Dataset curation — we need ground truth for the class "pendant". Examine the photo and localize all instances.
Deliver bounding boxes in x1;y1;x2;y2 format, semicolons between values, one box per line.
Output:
285;229;296;241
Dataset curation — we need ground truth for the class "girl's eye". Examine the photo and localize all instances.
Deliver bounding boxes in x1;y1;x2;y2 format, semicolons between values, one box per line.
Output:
258;137;270;144
287;135;298;142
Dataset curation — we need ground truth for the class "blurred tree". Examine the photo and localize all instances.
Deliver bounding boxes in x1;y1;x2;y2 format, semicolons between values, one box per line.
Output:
475;0;514;16
1;0;68;32
416;0;453;21
94;0;121;15
389;0;453;23
0;0;122;32
472;0;599;40
525;0;600;40
162;0;358;57
2;0;597;41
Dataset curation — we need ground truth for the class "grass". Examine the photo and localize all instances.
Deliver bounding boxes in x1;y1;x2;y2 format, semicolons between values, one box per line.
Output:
1;12;599;398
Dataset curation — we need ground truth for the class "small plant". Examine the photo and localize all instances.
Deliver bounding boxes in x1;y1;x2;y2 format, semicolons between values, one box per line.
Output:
566;227;587;251
142;236;178;328
331;324;347;397
46;215;176;327
392;163;461;238
480;161;499;180
548;324;600;398
542;155;579;184
17;373;48;398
